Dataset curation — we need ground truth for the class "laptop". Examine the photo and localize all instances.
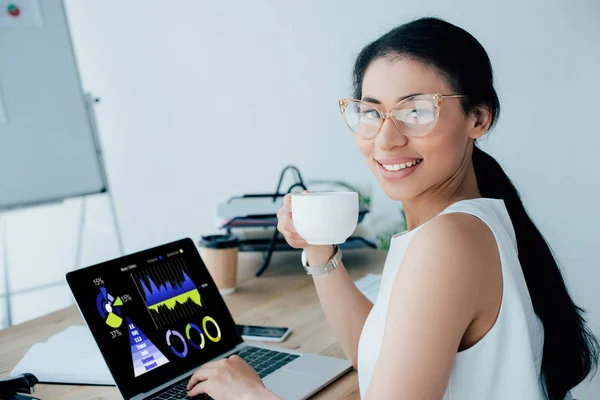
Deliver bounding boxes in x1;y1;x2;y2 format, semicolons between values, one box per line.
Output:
66;238;351;400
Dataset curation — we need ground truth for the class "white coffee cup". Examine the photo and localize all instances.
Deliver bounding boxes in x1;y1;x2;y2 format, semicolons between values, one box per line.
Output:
291;191;359;245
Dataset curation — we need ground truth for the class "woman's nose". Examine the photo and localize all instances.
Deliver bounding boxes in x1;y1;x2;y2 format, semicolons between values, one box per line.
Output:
375;118;408;150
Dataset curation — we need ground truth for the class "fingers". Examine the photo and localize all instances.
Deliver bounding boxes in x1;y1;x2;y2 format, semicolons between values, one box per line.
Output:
287;236;309;249
276;203;291;222
283;229;306;245
277;220;307;248
276;206;296;237
283;193;292;208
186;363;220;390
186;357;246;395
186;357;232;392
277;209;293;231
278;193;310;248
187;380;209;397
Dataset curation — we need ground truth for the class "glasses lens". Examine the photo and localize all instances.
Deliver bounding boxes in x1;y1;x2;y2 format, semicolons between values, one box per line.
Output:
343;101;381;138
394;99;438;136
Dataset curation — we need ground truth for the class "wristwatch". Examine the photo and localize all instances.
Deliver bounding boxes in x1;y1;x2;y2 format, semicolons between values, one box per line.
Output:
301;245;342;275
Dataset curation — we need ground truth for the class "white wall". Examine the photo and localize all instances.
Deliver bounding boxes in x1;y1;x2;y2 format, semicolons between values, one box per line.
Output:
1;0;599;397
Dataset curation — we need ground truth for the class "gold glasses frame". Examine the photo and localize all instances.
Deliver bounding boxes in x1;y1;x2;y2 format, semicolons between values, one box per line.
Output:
338;93;466;139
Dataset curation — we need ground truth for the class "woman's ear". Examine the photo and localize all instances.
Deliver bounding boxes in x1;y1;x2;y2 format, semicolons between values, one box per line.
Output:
468;106;492;139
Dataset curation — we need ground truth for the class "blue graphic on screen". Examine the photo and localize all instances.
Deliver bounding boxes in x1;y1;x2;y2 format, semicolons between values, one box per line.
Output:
132;260;204;329
140;271;196;306
127;317;170;377
95;286;123;328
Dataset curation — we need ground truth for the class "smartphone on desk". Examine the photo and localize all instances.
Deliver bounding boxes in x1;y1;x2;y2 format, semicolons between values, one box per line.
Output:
236;324;292;342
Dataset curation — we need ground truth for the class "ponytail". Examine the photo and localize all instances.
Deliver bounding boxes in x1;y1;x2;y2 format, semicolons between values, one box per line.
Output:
472;145;599;400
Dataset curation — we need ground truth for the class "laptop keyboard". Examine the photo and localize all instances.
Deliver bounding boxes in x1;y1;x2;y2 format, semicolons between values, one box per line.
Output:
151;381;211;399
235;346;300;378
150;347;299;399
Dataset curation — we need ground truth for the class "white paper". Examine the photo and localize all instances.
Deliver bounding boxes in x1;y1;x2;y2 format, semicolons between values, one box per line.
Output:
354;273;382;303
10;325;114;385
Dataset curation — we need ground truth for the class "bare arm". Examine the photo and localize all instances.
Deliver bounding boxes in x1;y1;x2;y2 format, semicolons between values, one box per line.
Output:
305;246;374;368
277;194;373;368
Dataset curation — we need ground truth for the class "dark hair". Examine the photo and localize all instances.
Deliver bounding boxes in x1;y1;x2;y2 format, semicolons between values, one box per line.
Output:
352;17;599;400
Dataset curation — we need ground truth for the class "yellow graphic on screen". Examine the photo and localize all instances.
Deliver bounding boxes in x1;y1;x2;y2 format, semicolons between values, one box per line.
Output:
133;262;205;329
96;287;123;328
147;289;202;312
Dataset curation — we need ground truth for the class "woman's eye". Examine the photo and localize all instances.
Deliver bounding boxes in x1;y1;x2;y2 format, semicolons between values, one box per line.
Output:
360;110;380;120
400;107;433;123
409;108;425;117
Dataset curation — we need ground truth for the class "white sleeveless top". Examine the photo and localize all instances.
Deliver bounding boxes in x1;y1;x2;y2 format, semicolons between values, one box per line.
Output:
357;198;556;399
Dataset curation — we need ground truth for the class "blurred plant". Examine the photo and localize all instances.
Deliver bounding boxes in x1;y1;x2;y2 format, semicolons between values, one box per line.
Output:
374;206;407;250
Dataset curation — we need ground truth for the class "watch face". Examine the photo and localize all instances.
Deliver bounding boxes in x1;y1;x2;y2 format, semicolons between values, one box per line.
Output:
301;250;308;267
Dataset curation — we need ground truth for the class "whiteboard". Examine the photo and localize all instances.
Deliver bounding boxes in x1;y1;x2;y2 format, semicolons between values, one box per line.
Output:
0;0;106;210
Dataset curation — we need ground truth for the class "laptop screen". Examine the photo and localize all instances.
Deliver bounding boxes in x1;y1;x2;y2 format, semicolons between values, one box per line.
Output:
66;238;243;399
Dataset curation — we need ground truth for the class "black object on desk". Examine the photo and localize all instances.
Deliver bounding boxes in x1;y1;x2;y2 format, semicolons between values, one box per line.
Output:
0;373;40;400
217;165;376;277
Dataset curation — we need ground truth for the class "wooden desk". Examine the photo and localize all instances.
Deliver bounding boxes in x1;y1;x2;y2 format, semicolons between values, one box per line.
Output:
0;249;385;400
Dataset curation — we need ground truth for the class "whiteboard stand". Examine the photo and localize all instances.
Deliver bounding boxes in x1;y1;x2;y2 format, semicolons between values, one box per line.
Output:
73;195;87;279
1;214;11;327
0;93;125;327
83;92;125;257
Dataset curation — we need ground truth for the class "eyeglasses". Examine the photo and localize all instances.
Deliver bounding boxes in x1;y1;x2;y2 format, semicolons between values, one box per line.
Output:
338;93;466;139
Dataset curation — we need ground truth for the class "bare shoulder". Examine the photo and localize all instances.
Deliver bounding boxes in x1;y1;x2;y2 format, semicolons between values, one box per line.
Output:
397;211;501;302
416;211;495;244
407;212;498;271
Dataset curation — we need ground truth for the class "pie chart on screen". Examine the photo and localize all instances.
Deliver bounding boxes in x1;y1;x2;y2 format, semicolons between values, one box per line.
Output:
96;286;123;328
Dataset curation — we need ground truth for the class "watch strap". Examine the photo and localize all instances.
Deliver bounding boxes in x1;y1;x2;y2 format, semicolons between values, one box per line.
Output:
301;245;342;275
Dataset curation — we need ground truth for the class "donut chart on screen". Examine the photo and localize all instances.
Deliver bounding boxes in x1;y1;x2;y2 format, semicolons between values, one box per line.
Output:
166;329;188;358
186;323;205;350
96;287;123;328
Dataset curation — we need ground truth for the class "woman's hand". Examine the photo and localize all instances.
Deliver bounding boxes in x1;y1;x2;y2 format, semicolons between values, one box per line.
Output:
186;355;279;399
276;193;310;249
277;192;335;265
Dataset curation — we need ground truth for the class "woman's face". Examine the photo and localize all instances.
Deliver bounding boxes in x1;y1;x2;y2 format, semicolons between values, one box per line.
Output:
357;57;482;202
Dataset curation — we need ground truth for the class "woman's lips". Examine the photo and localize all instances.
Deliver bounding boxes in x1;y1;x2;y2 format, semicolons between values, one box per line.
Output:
376;158;423;180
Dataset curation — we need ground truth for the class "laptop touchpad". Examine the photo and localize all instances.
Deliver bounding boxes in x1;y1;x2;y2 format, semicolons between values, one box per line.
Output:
264;369;328;400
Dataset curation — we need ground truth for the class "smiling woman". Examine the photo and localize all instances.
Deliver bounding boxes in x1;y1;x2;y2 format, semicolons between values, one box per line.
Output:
184;16;599;400
345;17;599;400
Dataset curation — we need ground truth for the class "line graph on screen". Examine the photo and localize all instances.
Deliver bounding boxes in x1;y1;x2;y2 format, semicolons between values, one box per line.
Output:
132;258;204;329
